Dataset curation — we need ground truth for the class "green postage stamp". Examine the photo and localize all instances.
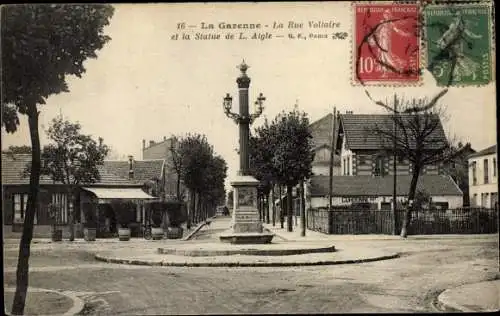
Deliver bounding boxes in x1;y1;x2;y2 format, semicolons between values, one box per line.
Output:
424;3;493;86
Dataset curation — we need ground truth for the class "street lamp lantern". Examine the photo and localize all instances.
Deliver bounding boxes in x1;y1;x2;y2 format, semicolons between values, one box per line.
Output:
219;60;274;244
223;93;233;112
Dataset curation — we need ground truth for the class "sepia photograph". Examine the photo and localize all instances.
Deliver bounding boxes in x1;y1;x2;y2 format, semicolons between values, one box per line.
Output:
1;1;498;314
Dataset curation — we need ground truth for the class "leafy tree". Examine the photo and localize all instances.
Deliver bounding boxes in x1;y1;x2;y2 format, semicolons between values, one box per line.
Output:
271;109;315;232
176;134;214;228
202;155;228;215
169;136;184;200
227;190;234;208
38;116;109;239
441;142;474;206
367;91;454;237
249;118;277;224
1;4;114;314
2;145;32;154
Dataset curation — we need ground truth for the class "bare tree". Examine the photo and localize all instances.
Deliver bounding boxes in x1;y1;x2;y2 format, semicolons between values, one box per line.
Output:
366;90;455;237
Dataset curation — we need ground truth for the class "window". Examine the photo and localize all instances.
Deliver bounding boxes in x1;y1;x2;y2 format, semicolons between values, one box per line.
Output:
473;193;478;207
472;161;477;185
347;157;351;175
493;158;497;177
481;193;489;207
13;194;28;223
374;156;385;176
484;159;489;184
52;193;73;224
343;158;346;175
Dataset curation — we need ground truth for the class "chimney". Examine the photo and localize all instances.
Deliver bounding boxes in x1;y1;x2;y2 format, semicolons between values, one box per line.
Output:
149;140;155;147
142;139;146;150
163;136;167;141
128;155;134;179
346;110;353;114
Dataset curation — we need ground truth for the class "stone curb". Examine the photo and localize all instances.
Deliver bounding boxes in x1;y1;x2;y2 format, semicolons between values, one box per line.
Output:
183;216;217;241
437;288;475;313
436;280;500;313
4;287;85;316
93;252;400;267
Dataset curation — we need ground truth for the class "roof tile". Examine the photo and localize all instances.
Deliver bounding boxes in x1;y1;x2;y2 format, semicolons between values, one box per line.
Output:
309;174;462;197
339;114;448;150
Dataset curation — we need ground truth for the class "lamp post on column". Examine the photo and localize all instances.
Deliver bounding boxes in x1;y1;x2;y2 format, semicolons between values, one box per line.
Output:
219;60;274;244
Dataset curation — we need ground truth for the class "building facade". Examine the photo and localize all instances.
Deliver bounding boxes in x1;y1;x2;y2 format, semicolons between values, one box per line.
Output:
2;153;162;238
142;136;185;200
305;112;463;210
309;113;341;176
468;145;498;208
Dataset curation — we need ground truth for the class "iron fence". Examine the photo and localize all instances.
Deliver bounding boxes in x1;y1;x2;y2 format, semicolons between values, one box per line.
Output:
306;207;498;235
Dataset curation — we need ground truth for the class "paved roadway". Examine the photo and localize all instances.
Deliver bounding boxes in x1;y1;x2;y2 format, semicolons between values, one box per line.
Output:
3;216;499;314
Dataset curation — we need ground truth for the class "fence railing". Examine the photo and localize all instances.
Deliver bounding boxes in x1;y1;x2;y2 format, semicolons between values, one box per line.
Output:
306;207;498;235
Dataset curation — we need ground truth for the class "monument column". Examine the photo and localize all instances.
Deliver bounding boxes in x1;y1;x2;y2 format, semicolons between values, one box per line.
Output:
220;61;274;244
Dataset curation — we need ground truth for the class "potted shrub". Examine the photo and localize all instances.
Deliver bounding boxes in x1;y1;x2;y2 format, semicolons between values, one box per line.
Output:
150;204;164;240
113;201;134;241
165;201;187;239
48;203;63;242
83;207;97;241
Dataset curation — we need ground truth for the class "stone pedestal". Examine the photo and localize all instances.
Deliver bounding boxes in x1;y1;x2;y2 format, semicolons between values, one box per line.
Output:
219;175;274;244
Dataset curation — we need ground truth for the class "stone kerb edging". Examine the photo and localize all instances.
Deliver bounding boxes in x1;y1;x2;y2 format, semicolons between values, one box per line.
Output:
4;287;85;316
183;216;217;241
94;252;400;267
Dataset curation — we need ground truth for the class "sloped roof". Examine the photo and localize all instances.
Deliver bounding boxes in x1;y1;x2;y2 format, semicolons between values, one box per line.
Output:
102;160;164;184
339;114;448;150
468;144;497;159
310;113;335;147
309;113;342;165
309;174;462;197
2;154;55;185
1;154;151;186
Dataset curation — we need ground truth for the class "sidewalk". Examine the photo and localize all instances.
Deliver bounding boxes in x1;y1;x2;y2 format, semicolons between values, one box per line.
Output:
438;279;500;312
263;218;497;242
264;219;400;242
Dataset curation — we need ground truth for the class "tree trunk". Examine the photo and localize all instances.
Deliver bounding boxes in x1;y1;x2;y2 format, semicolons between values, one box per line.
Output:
187;189;194;229
68;186;75;241
176;174;181;200
300;180;306;237
401;167;421;238
279;186;284;229
196;192;202;223
257;193;262;221
265;193;270;224
12;106;40;315
271;186;276;227
287;184;293;232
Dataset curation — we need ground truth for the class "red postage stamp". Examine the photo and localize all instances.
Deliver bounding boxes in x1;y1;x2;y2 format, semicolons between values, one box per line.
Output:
353;2;420;84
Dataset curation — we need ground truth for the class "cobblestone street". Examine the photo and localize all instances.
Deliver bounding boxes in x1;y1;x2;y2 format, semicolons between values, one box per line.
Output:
3;217;499;314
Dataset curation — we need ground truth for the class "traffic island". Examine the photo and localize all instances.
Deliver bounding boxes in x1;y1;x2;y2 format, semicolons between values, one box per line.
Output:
157;242;336;256
94;242;399;267
4;287;85;316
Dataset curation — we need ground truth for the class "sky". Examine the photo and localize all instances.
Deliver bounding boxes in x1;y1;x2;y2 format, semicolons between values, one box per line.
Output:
2;2;497;188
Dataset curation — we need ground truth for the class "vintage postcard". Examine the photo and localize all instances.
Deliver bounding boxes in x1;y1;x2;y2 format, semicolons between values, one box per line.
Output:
2;1;498;315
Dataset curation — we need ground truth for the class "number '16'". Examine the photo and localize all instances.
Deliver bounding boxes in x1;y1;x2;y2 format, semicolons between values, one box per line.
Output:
358;56;374;73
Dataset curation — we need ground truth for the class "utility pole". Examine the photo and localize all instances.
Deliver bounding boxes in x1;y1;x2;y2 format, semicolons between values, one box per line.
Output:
392;96;398;235
328;107;337;210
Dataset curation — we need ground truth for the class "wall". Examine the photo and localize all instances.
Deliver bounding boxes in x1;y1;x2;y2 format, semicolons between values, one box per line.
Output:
340;140;353;175
345;149;440;177
143;139;173;160
310;194;463;209
469;152;498;207
143;138;185;200
2;184;78;226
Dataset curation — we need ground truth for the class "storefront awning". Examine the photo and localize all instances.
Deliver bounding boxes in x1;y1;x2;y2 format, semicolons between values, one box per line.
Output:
82;187;159;204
